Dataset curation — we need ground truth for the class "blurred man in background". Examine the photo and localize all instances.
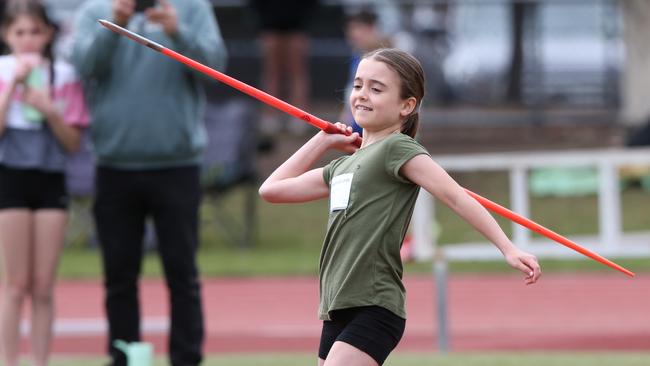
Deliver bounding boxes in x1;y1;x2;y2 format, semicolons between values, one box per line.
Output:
251;0;317;135
71;0;227;365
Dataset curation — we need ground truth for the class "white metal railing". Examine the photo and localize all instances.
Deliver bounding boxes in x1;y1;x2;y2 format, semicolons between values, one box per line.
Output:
411;147;650;261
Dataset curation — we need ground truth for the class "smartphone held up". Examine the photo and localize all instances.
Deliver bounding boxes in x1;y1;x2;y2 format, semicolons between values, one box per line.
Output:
135;0;156;13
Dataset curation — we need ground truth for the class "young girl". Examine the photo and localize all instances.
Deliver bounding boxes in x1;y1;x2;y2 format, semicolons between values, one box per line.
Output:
0;1;88;365
259;48;541;366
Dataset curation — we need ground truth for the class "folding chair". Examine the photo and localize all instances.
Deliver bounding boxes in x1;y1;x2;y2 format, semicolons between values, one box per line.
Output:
202;98;259;248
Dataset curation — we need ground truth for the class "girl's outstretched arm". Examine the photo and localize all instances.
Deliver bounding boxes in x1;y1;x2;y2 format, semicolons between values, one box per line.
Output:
259;123;359;204
401;154;541;285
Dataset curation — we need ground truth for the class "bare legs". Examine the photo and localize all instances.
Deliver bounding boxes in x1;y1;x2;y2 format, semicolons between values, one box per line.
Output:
0;209;31;366
259;31;310;134
31;210;66;366
0;209;66;366
318;341;379;366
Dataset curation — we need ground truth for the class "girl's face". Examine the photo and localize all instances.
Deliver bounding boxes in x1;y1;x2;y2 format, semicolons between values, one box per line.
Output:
2;15;52;55
350;57;416;133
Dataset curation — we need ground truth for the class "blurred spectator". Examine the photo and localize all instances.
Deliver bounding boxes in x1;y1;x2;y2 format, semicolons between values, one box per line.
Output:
0;1;88;366
622;1;650;146
341;0;402;37
410;2;452;105
251;0;317;135
70;0;227;365
339;9;391;134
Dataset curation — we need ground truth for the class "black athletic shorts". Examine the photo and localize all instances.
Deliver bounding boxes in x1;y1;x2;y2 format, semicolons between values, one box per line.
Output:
318;306;406;365
0;165;68;210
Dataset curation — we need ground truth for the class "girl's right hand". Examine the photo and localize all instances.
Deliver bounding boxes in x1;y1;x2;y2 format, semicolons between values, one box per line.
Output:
319;122;359;153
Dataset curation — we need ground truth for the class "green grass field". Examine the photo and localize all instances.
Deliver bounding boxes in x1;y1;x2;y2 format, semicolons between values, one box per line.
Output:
58;171;650;278
43;352;650;366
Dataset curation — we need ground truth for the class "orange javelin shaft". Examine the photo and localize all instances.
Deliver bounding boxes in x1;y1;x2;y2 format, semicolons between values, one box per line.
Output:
465;189;634;277
98;20;634;277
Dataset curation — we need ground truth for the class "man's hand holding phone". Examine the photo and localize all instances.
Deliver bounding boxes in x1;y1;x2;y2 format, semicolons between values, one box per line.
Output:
112;0;157;27
112;0;135;26
112;0;178;37
145;0;178;37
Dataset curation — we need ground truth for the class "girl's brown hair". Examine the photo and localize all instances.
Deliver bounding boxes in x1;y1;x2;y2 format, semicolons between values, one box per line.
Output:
362;48;425;138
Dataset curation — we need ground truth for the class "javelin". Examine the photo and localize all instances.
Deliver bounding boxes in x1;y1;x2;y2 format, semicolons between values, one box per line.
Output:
98;20;634;277
97;20;359;145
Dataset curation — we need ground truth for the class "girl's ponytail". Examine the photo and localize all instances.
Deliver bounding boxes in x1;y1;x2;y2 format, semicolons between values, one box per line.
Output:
44;25;57;95
401;110;420;138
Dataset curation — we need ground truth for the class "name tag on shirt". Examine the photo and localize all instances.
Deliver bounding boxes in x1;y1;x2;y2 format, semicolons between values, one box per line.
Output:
330;173;353;212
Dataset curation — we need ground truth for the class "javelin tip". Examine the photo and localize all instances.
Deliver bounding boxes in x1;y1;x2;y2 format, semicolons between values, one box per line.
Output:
98;19;164;52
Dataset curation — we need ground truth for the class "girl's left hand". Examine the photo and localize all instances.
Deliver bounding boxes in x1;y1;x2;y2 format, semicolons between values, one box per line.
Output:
23;88;54;116
504;248;541;285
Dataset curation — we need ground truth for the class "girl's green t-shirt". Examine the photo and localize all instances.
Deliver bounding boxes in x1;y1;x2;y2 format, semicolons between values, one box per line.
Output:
320;132;430;320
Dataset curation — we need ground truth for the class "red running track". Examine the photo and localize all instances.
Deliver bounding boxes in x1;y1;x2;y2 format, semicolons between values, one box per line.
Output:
10;273;650;355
